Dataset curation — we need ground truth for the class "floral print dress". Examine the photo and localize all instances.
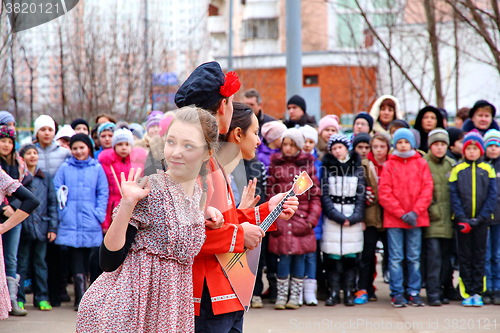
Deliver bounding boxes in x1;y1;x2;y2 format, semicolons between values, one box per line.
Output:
76;172;206;332
0;171;21;320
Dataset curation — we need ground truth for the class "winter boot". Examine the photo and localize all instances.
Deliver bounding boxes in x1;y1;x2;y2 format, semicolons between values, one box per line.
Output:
267;273;278;303
325;270;340;306
482;290;493;305
286;277;304;309
298;283;303;306
274;278;289;310
343;266;356;306
7;275;27;316
344;289;355;306
73;274;87;311
303;279;318;305
493;290;500;305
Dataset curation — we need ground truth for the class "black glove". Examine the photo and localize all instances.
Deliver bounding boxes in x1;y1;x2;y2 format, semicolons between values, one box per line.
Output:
469;217;483;227
401;211;418;227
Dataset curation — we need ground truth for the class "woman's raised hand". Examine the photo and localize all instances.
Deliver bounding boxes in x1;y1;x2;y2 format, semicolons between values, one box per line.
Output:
120;168;150;204
238;178;260;209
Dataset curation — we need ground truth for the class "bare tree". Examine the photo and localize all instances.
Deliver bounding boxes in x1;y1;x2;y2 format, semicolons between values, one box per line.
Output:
9;35;18;120
57;23;68;123
20;45;36;128
353;0;430;104
423;0;444;107
445;0;500;75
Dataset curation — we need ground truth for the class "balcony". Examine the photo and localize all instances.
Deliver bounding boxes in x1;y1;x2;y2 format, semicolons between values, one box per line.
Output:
208;15;226;34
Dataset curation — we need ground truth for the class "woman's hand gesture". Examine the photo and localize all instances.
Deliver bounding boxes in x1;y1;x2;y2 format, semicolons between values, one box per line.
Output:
120;168;150;205
238;178;260;209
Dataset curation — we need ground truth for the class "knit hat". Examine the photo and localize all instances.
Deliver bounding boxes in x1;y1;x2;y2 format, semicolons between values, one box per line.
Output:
327;134;350;152
0;111;15;126
129;123;145;139
300;125;318;145
282;128;305;150
55;124;76;141
287;95;307;113
175;61;241;110
159;115;174;137
446;127;464;147
470;100;496;118
0;125;15;141
112;128;134;148
149;110;163;119
318;115;341;135
353;112;374;132
389;119;410;131
97;122;116;136
462;130;485;156
484;129;500;148
428;128;449;147
262;121;287;143
34;115;55;135
19;143;37;158
352;133;371;149
70;118;89;132
393;128;416;149
70;133;94;157
146;111;163;131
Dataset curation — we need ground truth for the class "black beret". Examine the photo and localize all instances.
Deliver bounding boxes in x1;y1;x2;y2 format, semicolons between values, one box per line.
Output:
175;62;225;110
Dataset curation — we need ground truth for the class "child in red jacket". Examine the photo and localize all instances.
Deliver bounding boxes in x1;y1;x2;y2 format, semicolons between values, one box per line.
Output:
98;128;135;233
379;128;433;308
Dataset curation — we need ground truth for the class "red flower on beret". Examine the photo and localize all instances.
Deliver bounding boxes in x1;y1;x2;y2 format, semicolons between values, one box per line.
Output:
219;71;241;97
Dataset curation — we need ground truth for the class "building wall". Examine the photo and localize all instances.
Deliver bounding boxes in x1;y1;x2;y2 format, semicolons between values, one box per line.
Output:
235;65;377;121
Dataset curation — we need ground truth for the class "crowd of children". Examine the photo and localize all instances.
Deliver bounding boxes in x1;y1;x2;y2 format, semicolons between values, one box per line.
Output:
1;74;500;330
251;94;500;310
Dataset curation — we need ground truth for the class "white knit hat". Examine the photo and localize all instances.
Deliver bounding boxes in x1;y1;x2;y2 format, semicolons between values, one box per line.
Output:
112;128;134;148
282;128;305;149
300;125;318;145
261;121;287;143
55;124;76;141
34;115;55;135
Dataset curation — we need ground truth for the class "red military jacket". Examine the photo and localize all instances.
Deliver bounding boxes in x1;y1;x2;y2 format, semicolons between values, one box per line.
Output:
193;158;274;316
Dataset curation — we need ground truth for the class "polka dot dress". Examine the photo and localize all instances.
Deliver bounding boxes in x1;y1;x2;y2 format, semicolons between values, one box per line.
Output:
76;173;206;332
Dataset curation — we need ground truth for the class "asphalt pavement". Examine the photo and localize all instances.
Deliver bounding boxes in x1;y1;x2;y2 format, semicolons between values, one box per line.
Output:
1;259;500;333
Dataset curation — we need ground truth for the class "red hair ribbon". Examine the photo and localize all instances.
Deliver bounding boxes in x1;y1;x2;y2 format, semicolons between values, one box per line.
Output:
219;71;241;97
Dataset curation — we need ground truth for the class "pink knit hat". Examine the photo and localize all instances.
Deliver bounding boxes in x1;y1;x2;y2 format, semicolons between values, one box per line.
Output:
261;121;287;143
318;115;341;135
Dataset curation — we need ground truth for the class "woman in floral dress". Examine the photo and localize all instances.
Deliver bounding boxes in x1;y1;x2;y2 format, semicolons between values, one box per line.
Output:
0;169;39;319
76;107;222;332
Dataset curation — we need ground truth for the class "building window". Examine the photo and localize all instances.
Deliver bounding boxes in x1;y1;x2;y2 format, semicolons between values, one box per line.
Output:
242;18;279;40
304;75;318;86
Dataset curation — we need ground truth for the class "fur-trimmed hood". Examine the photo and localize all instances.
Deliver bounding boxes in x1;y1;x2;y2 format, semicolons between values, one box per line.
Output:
369;95;404;134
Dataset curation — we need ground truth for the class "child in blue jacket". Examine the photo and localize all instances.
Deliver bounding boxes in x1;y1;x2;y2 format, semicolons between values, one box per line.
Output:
53;134;108;310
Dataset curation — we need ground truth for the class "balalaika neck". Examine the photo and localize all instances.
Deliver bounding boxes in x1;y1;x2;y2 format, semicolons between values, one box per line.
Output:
259;190;295;232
